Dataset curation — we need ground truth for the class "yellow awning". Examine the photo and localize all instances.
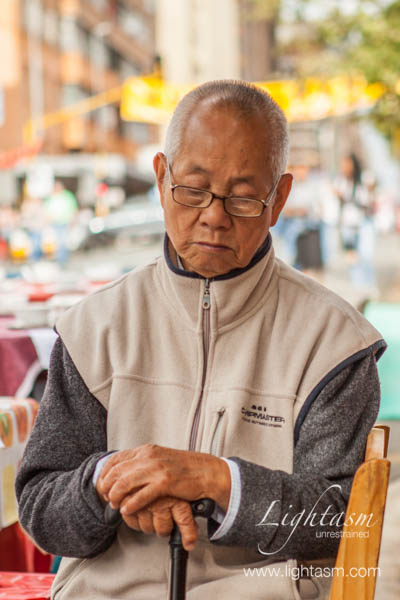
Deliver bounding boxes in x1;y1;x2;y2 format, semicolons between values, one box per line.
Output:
120;75;385;124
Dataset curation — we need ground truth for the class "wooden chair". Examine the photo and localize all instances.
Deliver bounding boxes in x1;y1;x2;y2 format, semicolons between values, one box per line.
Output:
329;425;391;600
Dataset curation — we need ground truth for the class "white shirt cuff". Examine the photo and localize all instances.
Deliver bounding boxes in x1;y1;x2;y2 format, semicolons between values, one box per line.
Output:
210;458;241;540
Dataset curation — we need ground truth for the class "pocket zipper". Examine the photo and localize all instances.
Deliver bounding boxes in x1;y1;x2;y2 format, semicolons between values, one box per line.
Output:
210;407;226;455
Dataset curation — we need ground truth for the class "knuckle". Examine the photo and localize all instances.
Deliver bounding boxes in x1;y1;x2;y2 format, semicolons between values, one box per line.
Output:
107;463;123;481
142;443;158;457
158;472;170;489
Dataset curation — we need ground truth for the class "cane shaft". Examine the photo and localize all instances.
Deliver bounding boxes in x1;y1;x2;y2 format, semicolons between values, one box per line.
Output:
168;499;215;599
169;539;188;600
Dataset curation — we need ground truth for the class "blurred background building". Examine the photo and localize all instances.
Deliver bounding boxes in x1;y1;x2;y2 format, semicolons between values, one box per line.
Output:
0;0;158;207
156;0;241;83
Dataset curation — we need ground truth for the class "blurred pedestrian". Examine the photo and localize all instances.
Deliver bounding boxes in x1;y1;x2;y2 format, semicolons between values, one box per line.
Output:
334;153;376;289
20;194;46;262
0;204;18;261
276;165;323;272
43;182;78;266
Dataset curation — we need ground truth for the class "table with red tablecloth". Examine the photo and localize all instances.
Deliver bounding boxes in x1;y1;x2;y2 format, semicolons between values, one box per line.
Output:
0;318;56;398
0;571;54;599
0;397;52;573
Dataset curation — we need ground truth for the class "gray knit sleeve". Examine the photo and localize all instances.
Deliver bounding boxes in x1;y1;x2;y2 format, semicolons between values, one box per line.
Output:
211;353;380;560
15;336;118;558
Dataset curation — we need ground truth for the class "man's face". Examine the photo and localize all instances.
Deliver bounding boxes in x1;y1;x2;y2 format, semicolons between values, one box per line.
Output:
154;104;292;278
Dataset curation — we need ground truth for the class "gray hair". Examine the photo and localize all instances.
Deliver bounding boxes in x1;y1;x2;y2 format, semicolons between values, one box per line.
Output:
164;79;289;182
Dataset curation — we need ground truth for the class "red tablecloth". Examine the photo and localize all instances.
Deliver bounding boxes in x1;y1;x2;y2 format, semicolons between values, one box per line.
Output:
0;524;51;573
0;320;39;398
0;571;54;599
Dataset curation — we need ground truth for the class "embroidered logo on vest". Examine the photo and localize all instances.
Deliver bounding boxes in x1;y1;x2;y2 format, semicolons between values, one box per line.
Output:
241;405;285;428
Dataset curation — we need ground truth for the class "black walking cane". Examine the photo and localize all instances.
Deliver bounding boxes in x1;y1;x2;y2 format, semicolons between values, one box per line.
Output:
168;498;215;600
104;498;215;600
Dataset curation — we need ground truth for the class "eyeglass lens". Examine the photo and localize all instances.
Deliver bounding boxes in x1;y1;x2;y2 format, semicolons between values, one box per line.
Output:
173;187;264;217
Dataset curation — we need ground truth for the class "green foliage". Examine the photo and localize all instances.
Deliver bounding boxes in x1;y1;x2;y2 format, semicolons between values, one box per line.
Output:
281;0;400;144
331;1;400;143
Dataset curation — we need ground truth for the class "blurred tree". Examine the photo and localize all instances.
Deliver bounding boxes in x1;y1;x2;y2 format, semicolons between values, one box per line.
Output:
325;1;400;148
277;0;400;149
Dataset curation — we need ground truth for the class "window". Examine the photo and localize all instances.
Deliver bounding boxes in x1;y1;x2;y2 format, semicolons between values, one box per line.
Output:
62;84;90;118
120;59;140;80
108;47;121;71
60;18;89;57
23;0;43;37
122;121;150;144
43;9;59;46
89;34;109;68
94;106;118;131
117;5;150;44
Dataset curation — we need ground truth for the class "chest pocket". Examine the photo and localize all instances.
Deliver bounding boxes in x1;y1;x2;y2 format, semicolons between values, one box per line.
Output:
202;389;296;474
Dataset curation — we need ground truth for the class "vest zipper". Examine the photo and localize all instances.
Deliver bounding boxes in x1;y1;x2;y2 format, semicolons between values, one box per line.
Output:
210;408;226;455
189;278;211;451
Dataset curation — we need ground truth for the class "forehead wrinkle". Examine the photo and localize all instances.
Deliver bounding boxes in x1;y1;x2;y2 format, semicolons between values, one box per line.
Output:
177;161;259;187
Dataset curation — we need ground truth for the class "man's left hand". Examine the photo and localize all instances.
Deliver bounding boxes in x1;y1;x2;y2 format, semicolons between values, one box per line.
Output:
97;444;231;516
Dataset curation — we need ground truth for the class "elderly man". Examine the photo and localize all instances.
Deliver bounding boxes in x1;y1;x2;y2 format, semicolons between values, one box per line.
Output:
16;80;385;600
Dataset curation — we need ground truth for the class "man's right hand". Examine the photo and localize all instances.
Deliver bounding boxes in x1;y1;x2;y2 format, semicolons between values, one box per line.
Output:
121;496;198;551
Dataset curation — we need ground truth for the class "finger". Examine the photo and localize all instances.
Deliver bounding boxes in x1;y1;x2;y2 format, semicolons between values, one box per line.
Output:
100;445;161;485
171;502;198;552
120;484;162;515
99;448;151;493
99;450;135;480
122;514;140;530
103;462;158;507
152;507;174;537
137;510;155;535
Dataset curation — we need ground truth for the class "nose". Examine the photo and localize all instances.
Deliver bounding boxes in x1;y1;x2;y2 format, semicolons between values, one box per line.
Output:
198;195;231;229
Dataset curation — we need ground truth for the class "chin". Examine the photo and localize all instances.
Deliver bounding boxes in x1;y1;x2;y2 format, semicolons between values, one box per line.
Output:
190;259;234;278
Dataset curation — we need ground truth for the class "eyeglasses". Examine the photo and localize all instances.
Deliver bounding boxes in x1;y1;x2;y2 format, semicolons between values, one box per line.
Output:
166;159;280;218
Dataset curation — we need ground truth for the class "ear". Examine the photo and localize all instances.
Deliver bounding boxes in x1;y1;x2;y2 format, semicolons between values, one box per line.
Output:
270;173;293;227
153;152;167;209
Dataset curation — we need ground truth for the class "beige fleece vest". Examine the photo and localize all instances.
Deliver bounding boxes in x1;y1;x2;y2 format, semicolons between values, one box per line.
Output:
53;246;383;600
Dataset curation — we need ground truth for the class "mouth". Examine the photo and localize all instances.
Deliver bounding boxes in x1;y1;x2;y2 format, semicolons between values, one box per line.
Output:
195;242;232;252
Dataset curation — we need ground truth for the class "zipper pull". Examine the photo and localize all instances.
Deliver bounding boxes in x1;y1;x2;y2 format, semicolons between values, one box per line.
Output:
202;279;211;310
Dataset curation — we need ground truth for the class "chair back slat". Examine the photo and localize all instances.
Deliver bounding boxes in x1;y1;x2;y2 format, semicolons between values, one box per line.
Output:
329;426;391;600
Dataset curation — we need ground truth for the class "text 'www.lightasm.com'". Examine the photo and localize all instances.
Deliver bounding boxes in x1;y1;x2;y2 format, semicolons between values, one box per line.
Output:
243;564;381;580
